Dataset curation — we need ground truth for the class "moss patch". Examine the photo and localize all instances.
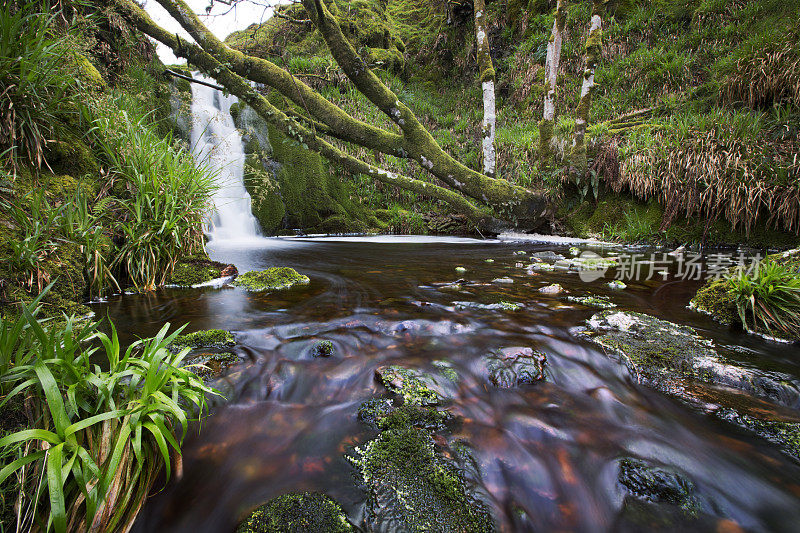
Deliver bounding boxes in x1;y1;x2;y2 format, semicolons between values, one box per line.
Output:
311;340;334;358
236;492;355;533
351;407;494;532
690;278;736;325
375;365;447;406
233;267;310;292
168;256;231;287
171;329;235;349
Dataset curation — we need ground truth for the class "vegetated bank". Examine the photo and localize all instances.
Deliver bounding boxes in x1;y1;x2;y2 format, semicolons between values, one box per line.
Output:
223;0;799;247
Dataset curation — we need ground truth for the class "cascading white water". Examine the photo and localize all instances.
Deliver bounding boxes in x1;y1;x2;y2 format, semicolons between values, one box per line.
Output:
190;74;261;243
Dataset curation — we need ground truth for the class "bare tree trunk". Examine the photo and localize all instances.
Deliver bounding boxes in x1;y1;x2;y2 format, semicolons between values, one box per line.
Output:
570;0;603;177
474;0;496;177
538;0;567;163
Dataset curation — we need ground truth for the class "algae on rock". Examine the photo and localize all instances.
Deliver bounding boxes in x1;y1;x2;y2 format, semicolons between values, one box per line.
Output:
233;267;310;291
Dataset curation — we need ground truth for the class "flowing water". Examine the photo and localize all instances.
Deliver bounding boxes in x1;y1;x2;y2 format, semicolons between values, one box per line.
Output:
190;75;261;243
94;236;800;532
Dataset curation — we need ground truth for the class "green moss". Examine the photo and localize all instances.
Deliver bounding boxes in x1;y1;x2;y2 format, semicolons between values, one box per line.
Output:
358;397;396;428
233;267;310;292
690;278;736;325
68;53;106;92
44;134;99;178
376;365;445;406
171;329;235;349
352;407;494;532
168;256;226;287
236;492;354;533
567;295;617;309
311;340;334;357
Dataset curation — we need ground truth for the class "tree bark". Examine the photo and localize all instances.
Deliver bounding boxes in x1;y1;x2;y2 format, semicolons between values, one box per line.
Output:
570;1;603;177
538;0;566;163
473;0;496;178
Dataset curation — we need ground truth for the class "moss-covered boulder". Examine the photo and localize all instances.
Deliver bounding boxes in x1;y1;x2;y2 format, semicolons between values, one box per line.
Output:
375;365;454;406
311;340;334;358
236;492;355;533
184;351;239;379
167;256;236;287
690;277;736;325
232;267;310;292
171;329;235;349
351;406;494;532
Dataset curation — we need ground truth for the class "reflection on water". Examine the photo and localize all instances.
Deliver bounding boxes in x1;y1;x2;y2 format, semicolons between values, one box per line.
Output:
93;237;800;532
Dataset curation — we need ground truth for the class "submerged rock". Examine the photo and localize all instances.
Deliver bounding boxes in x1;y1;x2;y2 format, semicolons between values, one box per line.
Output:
311;340;334;358
483;347;547;388
233;267;310;291
491;277;514;284
236;492;355;533
351;406;494;532
618;458;701;513
567;295;617;309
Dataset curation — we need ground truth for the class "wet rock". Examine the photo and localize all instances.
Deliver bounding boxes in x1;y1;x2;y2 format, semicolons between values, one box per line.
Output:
168;256;236;287
358;398;395;428
375;365;453;406
527;262;555;273
350;407;494;532
569;247;580;256
538;283;564;295
567;295;617;309
453;301;524;311
491;277;514;284
618;458;700;513
513;250;527;255
311;340;334;358
232;267;310;291
236;492;355;533
484;258;495;263
184;351;239;379
483;347;547;388
608;280;627;290
171;329;235;350
455;266;467;273
531;251;565;262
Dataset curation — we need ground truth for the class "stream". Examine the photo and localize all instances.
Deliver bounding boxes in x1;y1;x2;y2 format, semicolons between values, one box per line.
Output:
95;236;800;532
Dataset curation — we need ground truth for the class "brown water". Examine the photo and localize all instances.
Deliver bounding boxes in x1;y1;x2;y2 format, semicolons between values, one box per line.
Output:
94;236;800;532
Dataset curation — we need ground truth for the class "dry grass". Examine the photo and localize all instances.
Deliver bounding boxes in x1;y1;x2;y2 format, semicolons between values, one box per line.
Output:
618;127;800;234
723;40;800;108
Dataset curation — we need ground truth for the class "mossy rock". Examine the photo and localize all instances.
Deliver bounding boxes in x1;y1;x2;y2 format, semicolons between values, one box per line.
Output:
375;365;451;406
185;351;239;379
351;407;494;532
483;347;547;388
618;458;701;514
236;492;355;533
171;329;235;349
44;134;99;178
567;295;618;309
168;256;231;287
311;340;334;358
690;277;736;325
233;267;310;292
68;52;106;92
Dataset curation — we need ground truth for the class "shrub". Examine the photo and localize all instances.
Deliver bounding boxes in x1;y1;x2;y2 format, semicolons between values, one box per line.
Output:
0;1;75;169
727;260;800;338
0;294;218;532
91;98;216;290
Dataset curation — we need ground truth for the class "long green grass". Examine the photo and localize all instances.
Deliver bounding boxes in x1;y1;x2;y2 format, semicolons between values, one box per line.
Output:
727;259;800;338
0;290;218;532
0;1;75;169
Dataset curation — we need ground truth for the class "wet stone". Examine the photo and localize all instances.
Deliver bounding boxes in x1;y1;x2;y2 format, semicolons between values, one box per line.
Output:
358;398;396;429
491;277;514;284
538;283;564;295
530;251;565;262
232;267;310;292
567;295;617;309
618;458;701;513
484;347;547;388
375;365;454;406
311;340;334;358
185;352;239;379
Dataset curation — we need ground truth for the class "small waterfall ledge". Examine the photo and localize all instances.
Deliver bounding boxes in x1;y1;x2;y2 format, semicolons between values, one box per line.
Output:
189;73;261;244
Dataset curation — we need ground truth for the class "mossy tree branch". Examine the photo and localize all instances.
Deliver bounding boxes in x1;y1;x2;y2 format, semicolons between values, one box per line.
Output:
298;0;547;222
113;0;492;223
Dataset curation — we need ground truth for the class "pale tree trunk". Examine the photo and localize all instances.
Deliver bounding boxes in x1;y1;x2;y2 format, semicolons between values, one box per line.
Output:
538;0;566;163
474;0;496;177
570;0;603;177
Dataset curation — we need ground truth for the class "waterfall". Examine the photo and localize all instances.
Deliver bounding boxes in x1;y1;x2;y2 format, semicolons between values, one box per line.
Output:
190;74;261;243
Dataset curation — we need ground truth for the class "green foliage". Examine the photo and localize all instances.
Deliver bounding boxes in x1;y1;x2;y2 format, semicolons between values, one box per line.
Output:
727;260;800;338
0;293;218;532
91;97;216;290
0;1;76;168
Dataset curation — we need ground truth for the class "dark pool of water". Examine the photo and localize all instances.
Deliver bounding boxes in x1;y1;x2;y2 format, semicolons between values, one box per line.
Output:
96;236;800;532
